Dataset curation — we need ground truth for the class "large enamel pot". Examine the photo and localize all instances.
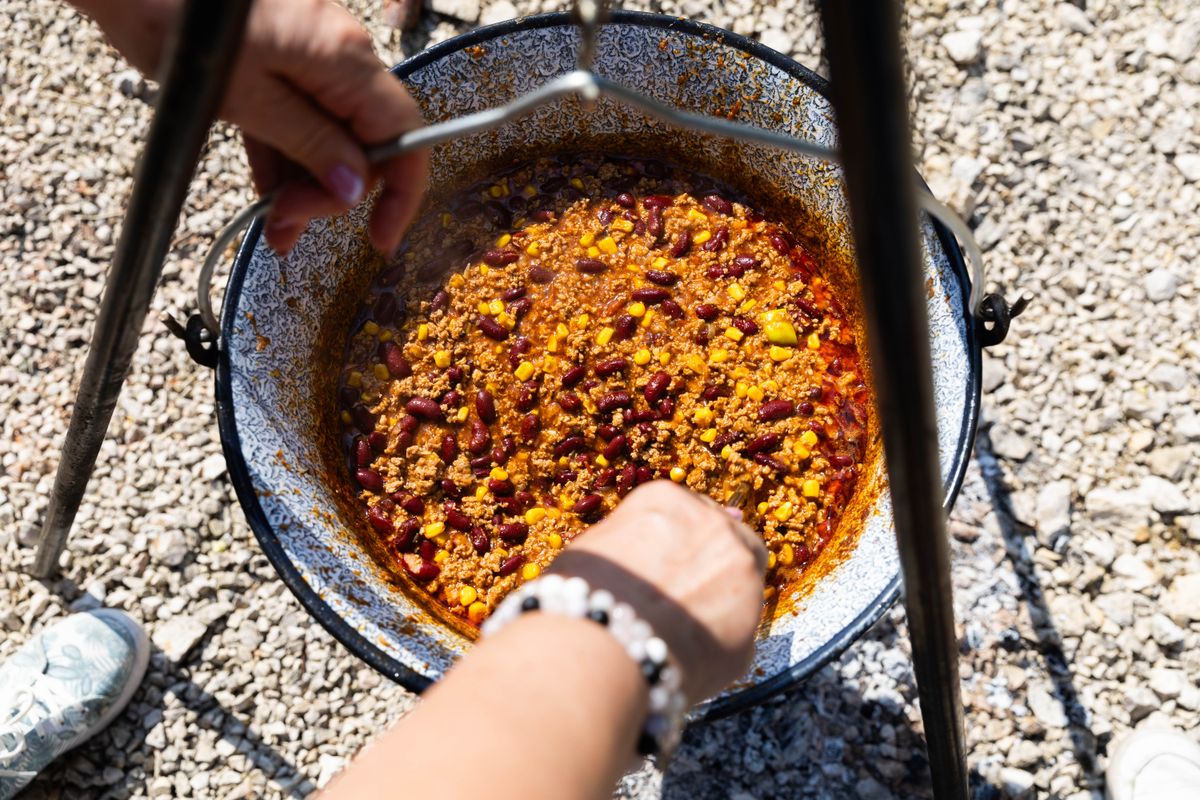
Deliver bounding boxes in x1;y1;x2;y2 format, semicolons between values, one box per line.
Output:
213;11;980;721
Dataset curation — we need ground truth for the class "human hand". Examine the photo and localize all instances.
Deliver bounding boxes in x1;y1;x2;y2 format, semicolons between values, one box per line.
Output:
75;0;428;256
550;481;767;704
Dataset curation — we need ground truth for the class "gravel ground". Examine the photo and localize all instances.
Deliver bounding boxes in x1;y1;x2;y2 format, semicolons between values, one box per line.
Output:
3;0;1199;797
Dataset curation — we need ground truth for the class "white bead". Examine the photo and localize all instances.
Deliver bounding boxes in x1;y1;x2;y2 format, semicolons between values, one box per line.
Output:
659;666;681;692
644;636;668;664
563;576;589;601
539;574;565;594
561;593;589;618
648;686;671;712
610;602;635;626
588;589;615;612
629;620;652;645
625;639;646;663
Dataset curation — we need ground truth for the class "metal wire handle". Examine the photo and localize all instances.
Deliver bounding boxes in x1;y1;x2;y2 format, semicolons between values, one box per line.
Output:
195;19;988;340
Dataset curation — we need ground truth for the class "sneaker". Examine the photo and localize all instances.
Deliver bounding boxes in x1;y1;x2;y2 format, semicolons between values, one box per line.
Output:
0;609;149;800
1106;726;1200;800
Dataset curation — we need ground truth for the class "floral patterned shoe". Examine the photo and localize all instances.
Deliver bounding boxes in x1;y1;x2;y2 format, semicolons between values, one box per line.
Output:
0;609;149;800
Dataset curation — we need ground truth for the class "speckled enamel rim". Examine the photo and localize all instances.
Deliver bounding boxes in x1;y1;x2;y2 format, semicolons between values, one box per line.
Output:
215;10;981;721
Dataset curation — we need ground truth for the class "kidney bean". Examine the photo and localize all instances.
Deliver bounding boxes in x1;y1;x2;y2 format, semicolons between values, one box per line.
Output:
354;438;372;468
596;207;616;225
498;554;525;576
643;194;672;208
477;317;509;341
644;371;671;404
562;364;587;388
631;287;670;305
694;303;720;321
733;316;759;336
419;537;437;562
367;505;393;535
529;208;556;223
444;508;472;532
355;468;383;492
615;192;636;208
403;397;439;421
395;415;418;438
702;194;733;215
700;383;724;401
753;453;787;472
338;385;359;409
646;206;663;238
553;469;578;485
396;494;424;516
595;467;617;488
469;456;492;476
798;401;815;416
635;466;655;485
746;432;782;454
528;265;556;284
705;227;730;252
509;297;533;318
404;555;440;582
758;399;796;421
637;422;659;439
597;391;632;414
768;233;791;255
667;230;691;257
439;479;461;498
830;453;855;468
576;258;608;274
506;194;528;213
487;442;508;466
616;465;636;496
658;398;675;417
393;518;420;551
807;386;824;401
633;220;646;235
465;526;489;555
603;434;628;459
597;424;619;441
439;433;458;463
644;269;679;286
572;493;603;516
658;299;685;320
351;405;376;432
516;384;538;412
520;413;540;439
469;389;495;424
614;314;637;340
489;478;515;497
693;329;710;346
373;293;398;325
733;255;760;272
627;409;658;424
558;392;582;413
497;522;528;542
442;390;462;410
554;435;586;458
595;357;628;377
466;417;490;455
706;264;726;280
713;431;742;450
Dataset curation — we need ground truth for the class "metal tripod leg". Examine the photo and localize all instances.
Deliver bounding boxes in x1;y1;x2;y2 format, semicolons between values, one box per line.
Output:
818;2;970;797
31;0;254;577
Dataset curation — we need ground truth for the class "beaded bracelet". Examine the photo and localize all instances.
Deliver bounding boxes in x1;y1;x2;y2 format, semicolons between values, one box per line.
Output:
481;574;687;760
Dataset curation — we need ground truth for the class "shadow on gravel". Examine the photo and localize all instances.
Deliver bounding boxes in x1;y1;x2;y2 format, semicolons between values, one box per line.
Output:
975;427;1105;797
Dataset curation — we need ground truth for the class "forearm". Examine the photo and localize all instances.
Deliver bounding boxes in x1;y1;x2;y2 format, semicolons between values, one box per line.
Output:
68;0;178;75
321;613;647;800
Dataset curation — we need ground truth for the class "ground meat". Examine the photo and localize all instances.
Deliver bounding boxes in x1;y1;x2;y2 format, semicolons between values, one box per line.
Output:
338;154;869;627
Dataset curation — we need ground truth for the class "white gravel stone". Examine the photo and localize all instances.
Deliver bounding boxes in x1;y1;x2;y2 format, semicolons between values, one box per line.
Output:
478;0;516;25
1148;446;1193;481
1143;269;1181;302
1138;476;1191;514
941;30;983;65
1035;480;1071;538
1174;154;1200;183
999;767;1036;798
1148;668;1186;699
1165;575;1200;623
152;616;209;662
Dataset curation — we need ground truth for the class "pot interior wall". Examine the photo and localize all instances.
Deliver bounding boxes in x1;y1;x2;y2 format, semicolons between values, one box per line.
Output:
220;13;973;715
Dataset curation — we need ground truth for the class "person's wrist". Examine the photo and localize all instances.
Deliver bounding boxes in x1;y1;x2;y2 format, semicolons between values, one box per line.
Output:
72;0;180;75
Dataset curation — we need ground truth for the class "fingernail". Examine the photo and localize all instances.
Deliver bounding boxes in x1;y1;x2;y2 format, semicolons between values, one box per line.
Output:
724;507;744;521
327;164;364;205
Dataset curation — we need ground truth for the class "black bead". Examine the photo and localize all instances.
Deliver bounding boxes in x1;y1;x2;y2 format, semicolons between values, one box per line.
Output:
636;730;658;757
586;609;609;626
640;658;663;685
521;596;540;612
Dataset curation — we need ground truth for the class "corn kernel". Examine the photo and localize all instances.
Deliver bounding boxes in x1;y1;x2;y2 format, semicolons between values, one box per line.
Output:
595;326;614;346
747;386;765;402
641;308;656;327
763;586;776;601
807;332;821;350
658;350;672;365
590;456;607;471
556;323;570;338
765;320;798;346
478;264;490;277
773;279;787;290
521;562;542;581
800;430;819;447
372;364;389;381
524;184;537;197
433;549;449;564
570;177;585;190
710;349;729;364
760;309;785;324
548;533;564;549
700;428;718;443
525;507;547;524
580;231;596;247
490;467;509;481
497;312;516;330
546;507;562;519
763;379;779;392
494;547;509;558
542;355;558;371
803;479;821;498
515;360;535;381
693;230;712;245
456;406;470;423
629;349;650;366
773;502;794;522
669;466;686;482
448;273;465;288
574;313;590;329
612;218;634;233
720;445;734;460
468;601;487;623
627;301;646;318
526;241;541;256
495;233;512;247
778;542;796;566
793;444;811;459
440;212;453;227
425;521;445;537
347;370;363;388
362;321;380;336
692;407;714;425
475;484;488;499
724;326;744;342
685;354;706;373
597;236;618;255
587;246;601;258
340;410;352;425
687;208;708;222
460;586;478;606
416;323;429;341
434;350;452;368
652;256;669;269
477;300;491;315
769;346;793;362
732;366;750;378
547;335;559;353
756;501;769;514
487;299;504;316
379;330;394;342
735;382;748;398
727;283;746;301
767;551;777;569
